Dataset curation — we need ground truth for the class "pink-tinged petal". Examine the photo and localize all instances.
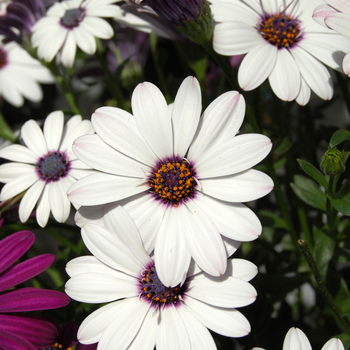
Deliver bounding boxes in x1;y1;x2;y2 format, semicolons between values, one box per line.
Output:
184;298;251;337
19;181;45;223
0;287;70;312
195;134;272;178
238;43;277;91
0;314;58;348
343;52;350;76
73;134;148;178
0;330;36;350
92;107;157;166
187;276;256;308
132;82;173;159
194;193;262;242
0;254;54;292
81;224;144;277
296;76;311;106
268;48;300;101
326;0;350;12
67;173;147;206
0;145;37;163
177;306;216;350
189;92;244;161
44;111;64;151
36;185;50;228
98;299;150;350
156;305;190;350
200;169;274;202
321;338;345;350
312;4;337;27
283;328;312;350
213;22;262;55
226;259;258;281
325;13;350;39
154;209;191;287
172;76;201;157
48;181;71;223
180;200;227;277
0;231;34;275
21;120;47;157
0;163;35;183
65;273;137;303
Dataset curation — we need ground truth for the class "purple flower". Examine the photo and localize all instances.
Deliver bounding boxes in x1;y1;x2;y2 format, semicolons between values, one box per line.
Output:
0;226;70;350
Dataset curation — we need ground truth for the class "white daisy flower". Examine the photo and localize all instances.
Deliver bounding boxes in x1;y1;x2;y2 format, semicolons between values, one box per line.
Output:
0;36;54;107
0;111;95;227
67;76;273;287
211;0;350;105
65;206;258;350
31;0;123;68
313;0;350;77
253;327;345;350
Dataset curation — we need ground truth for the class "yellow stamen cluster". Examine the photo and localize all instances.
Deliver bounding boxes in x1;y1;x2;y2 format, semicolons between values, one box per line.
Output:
260;14;300;48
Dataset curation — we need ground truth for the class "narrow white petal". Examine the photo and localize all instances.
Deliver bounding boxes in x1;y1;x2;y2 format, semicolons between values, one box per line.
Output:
0;145;37;163
321;338;345;350
325;13;350;40
73;27;96;55
19;181;45;223
75;204;106;227
48;181;71;223
38;27;67;62
326;0;350;12
36;185;50;227
44;111;64;151
343;52;350;76
0;163;35;183
80;17;114;39
283;328;312;350
195;134;272;178
172;76;201;157
60;31;77;68
0;173;38;201
312;4;337;26
295;76;311;106
226;258;258;281
223;236;241;258
132;82;173;159
21;120;47;157
260;0;277;13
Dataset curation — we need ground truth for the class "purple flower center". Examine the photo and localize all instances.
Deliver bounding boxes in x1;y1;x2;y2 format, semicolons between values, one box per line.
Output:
36;151;70;183
148;157;196;207
259;13;301;48
60;8;86;29
42;345;63;350
139;264;187;306
0;48;8;70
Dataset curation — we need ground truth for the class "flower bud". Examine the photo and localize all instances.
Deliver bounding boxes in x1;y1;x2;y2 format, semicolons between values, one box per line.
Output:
320;147;346;176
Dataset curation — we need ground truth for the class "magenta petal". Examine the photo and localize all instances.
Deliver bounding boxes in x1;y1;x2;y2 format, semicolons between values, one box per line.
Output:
0;254;55;292
0;330;36;350
0;231;35;275
0;288;70;313
0;314;58;348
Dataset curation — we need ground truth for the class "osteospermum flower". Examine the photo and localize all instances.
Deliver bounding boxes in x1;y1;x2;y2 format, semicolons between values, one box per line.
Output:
0;36;54;107
253;327;345;350
31;0;123;68
65;206;258;349
0;111;95;227
313;0;350;76
68;76;273;286
211;0;350;105
0;226;70;350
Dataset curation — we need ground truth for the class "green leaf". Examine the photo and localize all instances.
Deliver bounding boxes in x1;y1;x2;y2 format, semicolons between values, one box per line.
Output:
340;298;350;316
290;175;327;211
0;113;16;143
313;226;336;280
259;210;288;229
297;159;328;190
330;129;350;148
336;333;350;350
328;183;350;216
274;137;292;154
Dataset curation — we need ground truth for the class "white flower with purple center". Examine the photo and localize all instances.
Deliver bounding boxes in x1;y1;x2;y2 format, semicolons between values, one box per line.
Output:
0;36;54;107
31;0;123;68
211;0;350;105
65;206;258;350
0;111;95;227
67;76;273;287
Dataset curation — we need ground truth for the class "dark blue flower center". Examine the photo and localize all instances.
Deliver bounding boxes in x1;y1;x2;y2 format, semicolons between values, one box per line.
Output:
60;8;86;29
140;264;186;306
36;151;70;182
259;13;301;48
0;48;8;69
148;157;196;207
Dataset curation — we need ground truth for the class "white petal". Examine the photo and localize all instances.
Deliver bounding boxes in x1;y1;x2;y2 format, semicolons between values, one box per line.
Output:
73;27;96;55
172;76;201;157
48;181;71;223
21;120;47;157
223;236;241;257
184;298;251;337
295;76;311;106
195;134;272;178
226;258;258;281
92;107;157;166
283;328;312;350
180;200;227;277
75;204;105;227
321;338;345;350
200;169;274;202
67;173;147;206
269;48;300;101
0;173;39;201
261;0;277;13
38;26;67;62
326;0;350;12
238;43;277;91
0;163;35;183
312;4;338;27
325;13;350;40
80;17;114;39
73;134;149;177
65;272;137;303
19;181;45;223
343;52;350;76
132;82;173;159
189;92;245;160
60;31;77;68
36;185;50;227
44;111;64;151
154;208;191;287
0;144;37;163
194;192;262;241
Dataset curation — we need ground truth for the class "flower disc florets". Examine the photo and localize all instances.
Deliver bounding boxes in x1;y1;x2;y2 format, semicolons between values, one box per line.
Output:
139;263;187;307
148;157;197;207
60;8;86;29
36;151;70;183
259;13;301;48
0;48;8;69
